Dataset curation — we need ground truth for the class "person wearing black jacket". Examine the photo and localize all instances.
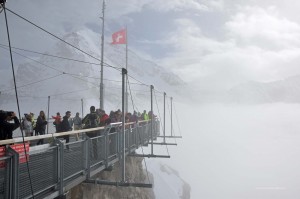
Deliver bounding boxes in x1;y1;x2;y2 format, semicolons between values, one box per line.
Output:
59;111;72;149
0;111;20;140
36;110;47;145
82;106;99;158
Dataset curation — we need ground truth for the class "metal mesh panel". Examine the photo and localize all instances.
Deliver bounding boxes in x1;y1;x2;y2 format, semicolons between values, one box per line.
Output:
155;121;160;136
108;132;118;158
136;126;143;146
128;128;135;149
143;125;149;144
19;147;58;199
89;134;105;169
131;127;137;148
63;140;85;183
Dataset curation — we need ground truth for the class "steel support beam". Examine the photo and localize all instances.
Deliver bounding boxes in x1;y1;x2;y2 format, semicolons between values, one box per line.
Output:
152;142;177;146
129;154;170;158
84;179;152;188
157;136;182;138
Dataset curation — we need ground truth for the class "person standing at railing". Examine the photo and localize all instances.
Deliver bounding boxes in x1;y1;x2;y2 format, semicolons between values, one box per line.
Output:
36;111;47;145
99;110;110;127
148;111;156;120
30;112;36;132
52;112;61;133
22;114;33;137
82;106;99;131
130;111;139;128
60;111;72;149
130;111;138;123
82;106;99;159
110;111;118;123
116;109;122;122
73;112;82;141
0;110;20;140
141;110;149;121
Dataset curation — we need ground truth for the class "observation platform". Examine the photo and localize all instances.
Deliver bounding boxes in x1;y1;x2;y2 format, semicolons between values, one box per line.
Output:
0;120;160;199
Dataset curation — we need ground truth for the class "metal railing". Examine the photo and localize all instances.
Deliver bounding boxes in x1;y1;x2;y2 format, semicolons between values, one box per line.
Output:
0;120;160;199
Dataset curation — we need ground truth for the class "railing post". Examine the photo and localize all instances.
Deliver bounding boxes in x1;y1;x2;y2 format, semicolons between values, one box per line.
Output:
6;147;19;199
83;136;90;179
54;139;64;196
171;97;173;137
134;124;138;149
104;126;109;168
150;85;154;155
163;92;166;143
5;156;10;199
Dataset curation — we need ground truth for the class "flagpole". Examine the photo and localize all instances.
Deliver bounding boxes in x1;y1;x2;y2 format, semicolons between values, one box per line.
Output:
100;0;105;110
125;26;128;113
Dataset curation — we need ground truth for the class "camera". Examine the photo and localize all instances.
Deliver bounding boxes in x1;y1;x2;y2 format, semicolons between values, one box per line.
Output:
0;110;14;120
6;111;13;116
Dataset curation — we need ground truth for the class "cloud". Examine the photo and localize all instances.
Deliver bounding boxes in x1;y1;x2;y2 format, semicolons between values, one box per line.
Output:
3;0;300;91
107;0;223;16
156;6;300;90
225;6;300;50
147;0;209;12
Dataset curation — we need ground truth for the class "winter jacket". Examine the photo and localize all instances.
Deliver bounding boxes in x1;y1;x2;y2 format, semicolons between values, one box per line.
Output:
60;116;72;132
73;116;82;126
22;118;33;135
36;116;47;131
0;117;20;140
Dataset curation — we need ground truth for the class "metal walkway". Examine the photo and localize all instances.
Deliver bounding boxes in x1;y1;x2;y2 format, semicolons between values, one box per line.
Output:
0;120;160;199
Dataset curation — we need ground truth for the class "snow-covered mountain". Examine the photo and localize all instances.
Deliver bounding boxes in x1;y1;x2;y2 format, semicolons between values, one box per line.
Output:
186;74;300;104
225;75;300;104
0;29;185;114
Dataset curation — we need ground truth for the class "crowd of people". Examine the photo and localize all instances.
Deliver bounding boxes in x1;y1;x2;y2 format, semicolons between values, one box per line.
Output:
0;106;156;143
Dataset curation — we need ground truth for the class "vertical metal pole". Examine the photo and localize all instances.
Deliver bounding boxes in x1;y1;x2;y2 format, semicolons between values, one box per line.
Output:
47;96;50;134
100;0;105;110
125;27;128;113
150;85;154;155
121;68;127;182
163;92;166;143
171;97;173;137
81;98;84;117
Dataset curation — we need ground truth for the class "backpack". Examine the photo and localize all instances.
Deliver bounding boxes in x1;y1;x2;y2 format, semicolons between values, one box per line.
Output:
88;113;99;128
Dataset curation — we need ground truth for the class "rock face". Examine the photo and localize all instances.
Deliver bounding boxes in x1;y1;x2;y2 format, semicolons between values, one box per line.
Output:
69;157;155;199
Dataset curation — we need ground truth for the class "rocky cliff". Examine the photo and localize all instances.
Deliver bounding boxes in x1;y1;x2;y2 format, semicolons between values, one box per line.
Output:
69;157;155;199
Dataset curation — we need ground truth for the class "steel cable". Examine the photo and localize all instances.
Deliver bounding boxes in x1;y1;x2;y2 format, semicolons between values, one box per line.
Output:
3;4;35;198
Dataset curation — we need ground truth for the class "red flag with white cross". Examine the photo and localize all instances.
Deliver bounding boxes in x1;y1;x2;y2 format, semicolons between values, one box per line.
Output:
111;29;126;44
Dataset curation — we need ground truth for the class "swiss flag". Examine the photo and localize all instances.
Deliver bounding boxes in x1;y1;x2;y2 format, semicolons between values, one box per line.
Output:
111;29;126;44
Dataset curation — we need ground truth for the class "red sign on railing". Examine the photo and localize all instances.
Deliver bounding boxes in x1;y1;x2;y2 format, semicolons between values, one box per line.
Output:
0;146;6;168
11;142;30;163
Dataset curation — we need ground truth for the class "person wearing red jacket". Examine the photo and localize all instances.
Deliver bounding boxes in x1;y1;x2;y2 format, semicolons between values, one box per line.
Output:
99;110;110;127
52;112;61;132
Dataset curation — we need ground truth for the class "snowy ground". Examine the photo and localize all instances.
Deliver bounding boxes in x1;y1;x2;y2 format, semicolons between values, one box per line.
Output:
142;103;300;199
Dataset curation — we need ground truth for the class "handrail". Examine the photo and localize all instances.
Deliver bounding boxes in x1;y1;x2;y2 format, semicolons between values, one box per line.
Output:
0;120;152;145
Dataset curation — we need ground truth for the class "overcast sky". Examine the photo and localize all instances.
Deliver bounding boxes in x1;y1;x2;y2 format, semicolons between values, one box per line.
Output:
2;0;300;89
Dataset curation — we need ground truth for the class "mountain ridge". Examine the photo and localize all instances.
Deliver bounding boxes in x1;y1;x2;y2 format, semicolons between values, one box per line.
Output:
1;29;185;114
